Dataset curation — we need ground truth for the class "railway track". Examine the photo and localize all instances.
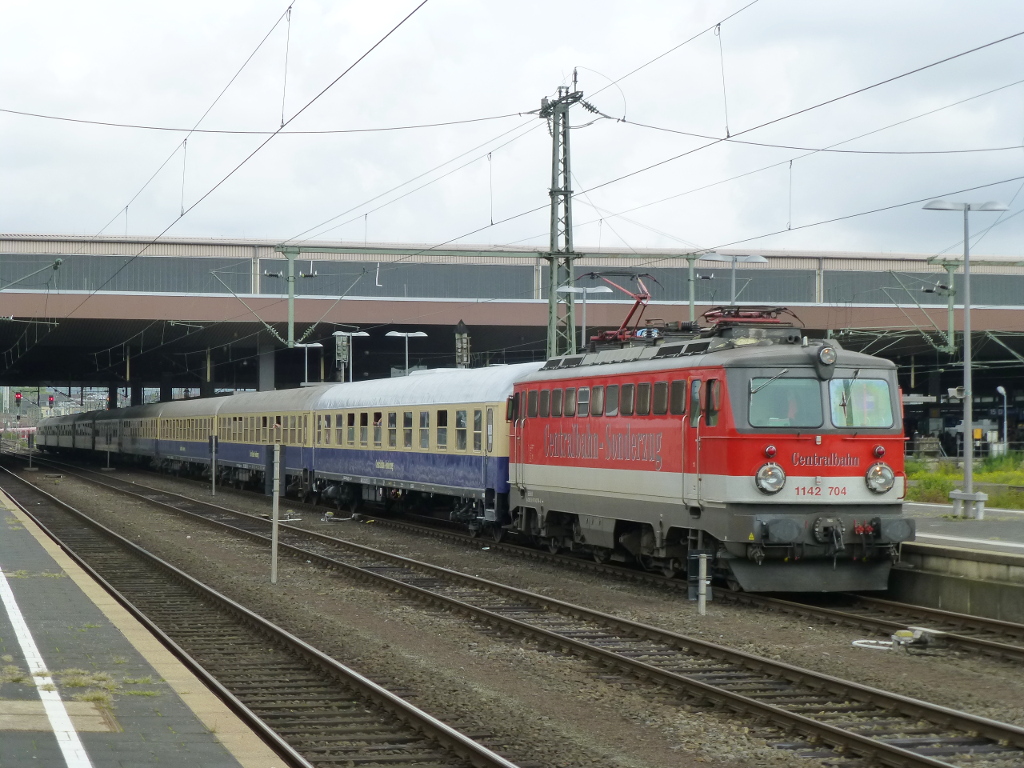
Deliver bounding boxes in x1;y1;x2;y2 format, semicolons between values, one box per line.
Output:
12;455;1024;767
15;452;1024;662
0;466;519;768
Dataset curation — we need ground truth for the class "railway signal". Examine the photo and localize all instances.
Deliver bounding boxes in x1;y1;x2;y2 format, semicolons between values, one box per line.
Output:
48;395;55;407
15;391;21;407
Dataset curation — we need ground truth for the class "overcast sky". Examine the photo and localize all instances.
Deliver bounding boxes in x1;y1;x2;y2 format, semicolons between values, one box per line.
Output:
2;1;1024;259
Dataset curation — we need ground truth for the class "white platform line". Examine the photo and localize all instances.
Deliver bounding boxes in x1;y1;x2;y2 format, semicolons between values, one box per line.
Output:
915;533;1024;551
0;568;93;768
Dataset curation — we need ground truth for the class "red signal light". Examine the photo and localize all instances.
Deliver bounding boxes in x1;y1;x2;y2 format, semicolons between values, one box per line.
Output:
14;392;21;406
48;395;55;406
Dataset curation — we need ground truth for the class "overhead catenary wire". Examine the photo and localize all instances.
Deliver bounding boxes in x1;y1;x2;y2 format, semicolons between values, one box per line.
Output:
0;106;527;135
581;29;1024;198
61;0;431;323
94;1;297;237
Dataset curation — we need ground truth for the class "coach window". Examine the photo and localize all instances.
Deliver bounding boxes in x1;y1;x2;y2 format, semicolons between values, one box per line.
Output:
577;387;590;417
359;413;368;446
591;386;605;416
551;388;563;417
690;380;702;427
653;382;669;415
539;389;550;418
403;412;413;448
473;409;483;451
275;415;283;443
508;392;520;421
564;387;577;417
620;384;635;416
604;384;619;417
486;408;494;452
527;390;538;418
420;411;430;449
456;410;468;450
346;413;355;445
292;415;300;444
670;380;687;416
373;412;383;446
388;412;397;447
323;415;331;445
637;383;651;416
437;410;448;449
706;379;721;426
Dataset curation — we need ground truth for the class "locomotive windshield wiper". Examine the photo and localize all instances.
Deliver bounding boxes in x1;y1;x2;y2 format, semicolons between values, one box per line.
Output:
749;369;789;395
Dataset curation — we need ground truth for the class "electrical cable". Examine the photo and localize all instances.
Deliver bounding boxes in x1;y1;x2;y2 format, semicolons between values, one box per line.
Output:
581;29;1024;197
61;0;431;323
94;1;296;237
0;105;527;136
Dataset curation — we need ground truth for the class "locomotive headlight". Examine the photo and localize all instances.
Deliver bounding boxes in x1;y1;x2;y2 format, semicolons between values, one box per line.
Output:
755;463;786;494
818;346;837;365
865;462;895;494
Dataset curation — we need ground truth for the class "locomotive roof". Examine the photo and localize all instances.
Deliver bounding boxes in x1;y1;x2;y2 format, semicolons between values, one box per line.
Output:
520;337;893;384
316;362;544;410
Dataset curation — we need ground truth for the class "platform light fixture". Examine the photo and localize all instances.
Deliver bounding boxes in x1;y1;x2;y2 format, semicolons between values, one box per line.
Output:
556;285;613;353
923;198;1008;519
386;331;428;375
697;252;768;305
996;385;1008;453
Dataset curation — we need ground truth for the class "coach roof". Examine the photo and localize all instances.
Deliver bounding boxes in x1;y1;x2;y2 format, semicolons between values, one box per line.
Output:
316;362;544;410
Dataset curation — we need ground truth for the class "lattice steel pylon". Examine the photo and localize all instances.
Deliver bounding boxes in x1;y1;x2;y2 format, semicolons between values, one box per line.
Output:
540;84;583;358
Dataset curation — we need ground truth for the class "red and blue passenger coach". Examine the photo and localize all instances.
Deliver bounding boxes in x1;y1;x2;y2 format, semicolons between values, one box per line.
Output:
508;326;914;592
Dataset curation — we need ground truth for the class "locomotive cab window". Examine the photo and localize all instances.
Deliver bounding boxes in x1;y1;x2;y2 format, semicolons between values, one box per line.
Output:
829;378;893;428
551;389;563;417
689;380;702;427
636;383;651;416
577;387;590;417
749;377;822;428
605;385;619;417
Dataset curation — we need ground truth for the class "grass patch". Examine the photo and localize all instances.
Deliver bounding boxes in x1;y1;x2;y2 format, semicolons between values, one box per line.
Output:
123;690;161;697
906;452;1024;508
72;690;113;706
3;570;30;579
40;571;66;579
1;665;28;684
122;676;156;685
111;656;129;665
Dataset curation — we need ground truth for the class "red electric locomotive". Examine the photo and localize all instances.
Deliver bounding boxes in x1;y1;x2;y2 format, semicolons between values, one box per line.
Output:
505;309;913;592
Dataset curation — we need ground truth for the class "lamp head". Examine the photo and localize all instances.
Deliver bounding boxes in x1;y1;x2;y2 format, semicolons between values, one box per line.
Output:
996;385;1006;396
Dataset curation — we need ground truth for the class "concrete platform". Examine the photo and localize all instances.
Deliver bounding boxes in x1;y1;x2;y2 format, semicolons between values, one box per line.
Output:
0;490;282;768
893;501;1024;622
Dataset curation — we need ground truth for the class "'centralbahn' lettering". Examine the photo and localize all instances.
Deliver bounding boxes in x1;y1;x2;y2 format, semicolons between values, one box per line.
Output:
791;452;860;467
541;424;664;471
544;425;600;461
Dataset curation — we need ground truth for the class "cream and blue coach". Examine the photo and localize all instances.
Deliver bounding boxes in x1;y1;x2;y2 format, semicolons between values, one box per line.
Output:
309;364;540;533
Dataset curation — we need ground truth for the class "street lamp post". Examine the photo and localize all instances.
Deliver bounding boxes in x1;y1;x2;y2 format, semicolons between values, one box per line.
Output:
386;331;428;375
556;285;613;353
697;252;768;304
996;385;1008;454
332;331;369;382
924;199;1008;520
